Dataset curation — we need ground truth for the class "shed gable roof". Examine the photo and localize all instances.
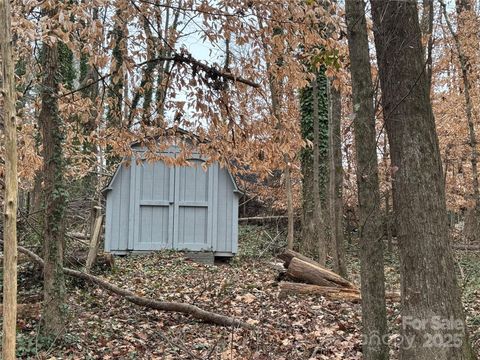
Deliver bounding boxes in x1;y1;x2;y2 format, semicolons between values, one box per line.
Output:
102;152;242;195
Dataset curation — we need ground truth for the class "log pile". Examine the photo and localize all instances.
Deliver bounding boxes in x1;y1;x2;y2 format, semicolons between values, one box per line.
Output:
277;249;399;302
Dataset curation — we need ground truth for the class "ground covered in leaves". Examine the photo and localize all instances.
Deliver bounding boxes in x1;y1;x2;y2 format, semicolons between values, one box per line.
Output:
2;225;480;359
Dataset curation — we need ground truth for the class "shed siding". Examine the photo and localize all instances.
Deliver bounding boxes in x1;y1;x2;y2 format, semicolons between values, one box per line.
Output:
105;148;239;255
215;165;235;253
106;163;131;251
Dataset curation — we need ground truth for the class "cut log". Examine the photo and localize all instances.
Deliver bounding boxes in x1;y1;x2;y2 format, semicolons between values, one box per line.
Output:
279;282;361;301
287;257;356;288
4;241;252;329
278;249;320;268
279;282;400;302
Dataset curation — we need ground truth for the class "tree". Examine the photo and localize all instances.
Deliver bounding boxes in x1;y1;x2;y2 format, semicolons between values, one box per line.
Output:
345;0;388;358
370;1;475;358
300;69;329;260
312;75;329;265
439;0;480;243
327;83;347;277
1;0;19;357
39;6;68;336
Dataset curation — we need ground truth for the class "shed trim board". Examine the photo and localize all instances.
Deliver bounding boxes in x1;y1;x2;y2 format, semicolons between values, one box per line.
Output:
104;146;239;256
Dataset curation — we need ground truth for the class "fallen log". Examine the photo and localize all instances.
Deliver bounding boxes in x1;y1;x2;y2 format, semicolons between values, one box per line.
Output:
278;249;320;268
287;257;356;289
279;282;400;302
279;282;360;301
453;244;480;251
6;241;252;329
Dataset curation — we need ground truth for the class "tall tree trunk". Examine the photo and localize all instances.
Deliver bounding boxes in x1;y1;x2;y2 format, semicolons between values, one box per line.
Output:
300;69;329;257
421;0;434;93
312;78;327;266
345;1;388;359
370;1;475;359
258;23;295;250
1;0;19;357
39;21;68;336
440;0;480;242
107;4;125;128
285;161;295;250
328;82;347;277
382;130;393;252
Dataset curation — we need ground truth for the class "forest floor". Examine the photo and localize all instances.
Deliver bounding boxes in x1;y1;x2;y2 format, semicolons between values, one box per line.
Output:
1;225;480;359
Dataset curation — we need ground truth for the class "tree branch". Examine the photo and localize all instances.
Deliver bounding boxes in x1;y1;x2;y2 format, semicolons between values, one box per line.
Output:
5;241;254;329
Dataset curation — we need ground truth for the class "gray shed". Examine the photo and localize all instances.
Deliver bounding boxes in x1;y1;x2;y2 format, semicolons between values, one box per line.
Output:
103;142;241;256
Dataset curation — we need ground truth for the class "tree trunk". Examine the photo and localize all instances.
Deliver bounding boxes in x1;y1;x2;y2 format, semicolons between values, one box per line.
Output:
259;23;295;251
312;78;327;266
382;130;393;252
370;1;475;359
1;0;19;357
328;82;347;277
440;0;480;243
345;1;389;359
39;17;68;336
300;70;330;258
107;5;125;128
285;160;295;250
420;0;434;93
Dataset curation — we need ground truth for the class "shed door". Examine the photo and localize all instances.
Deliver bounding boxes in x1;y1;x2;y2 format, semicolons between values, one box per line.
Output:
133;159;175;250
173;159;212;251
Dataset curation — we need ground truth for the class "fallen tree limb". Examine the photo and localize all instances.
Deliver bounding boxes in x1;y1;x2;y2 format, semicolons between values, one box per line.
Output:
7;241;253;329
279;282;400;302
287;257;356;289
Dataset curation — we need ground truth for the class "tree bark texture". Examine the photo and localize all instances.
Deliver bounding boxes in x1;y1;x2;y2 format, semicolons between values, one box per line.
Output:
39;23;68;336
1;0;19;357
345;1;389;359
370;1;475;358
312;78;327;266
328;82;347;277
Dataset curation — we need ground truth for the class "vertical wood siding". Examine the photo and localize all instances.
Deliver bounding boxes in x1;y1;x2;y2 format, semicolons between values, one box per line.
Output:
104;147;239;255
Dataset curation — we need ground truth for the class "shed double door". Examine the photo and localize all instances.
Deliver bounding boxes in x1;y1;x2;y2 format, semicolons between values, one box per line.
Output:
131;157;212;251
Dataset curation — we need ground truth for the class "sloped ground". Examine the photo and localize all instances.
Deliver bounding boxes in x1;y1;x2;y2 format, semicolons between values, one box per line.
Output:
2;226;480;359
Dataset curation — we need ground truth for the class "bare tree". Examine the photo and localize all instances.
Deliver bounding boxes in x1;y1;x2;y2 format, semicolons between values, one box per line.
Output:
327;82;347;277
345;1;388;358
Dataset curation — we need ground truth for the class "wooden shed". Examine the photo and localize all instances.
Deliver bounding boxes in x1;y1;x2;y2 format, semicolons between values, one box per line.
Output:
103;140;241;257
